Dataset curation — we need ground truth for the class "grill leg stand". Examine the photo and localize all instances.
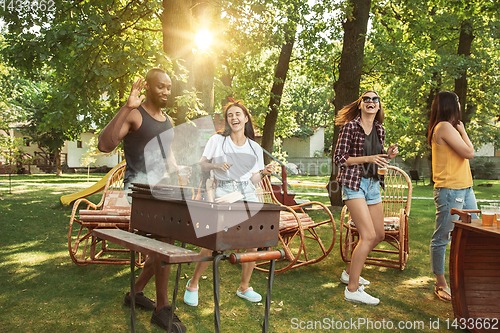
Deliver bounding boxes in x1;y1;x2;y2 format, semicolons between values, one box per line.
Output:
167;261;183;333
213;253;226;333
130;250;136;333
263;259;276;333
169;243;185;333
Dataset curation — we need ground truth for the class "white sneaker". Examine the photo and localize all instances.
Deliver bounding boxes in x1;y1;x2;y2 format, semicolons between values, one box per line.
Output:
344;286;380;305
340;270;370;286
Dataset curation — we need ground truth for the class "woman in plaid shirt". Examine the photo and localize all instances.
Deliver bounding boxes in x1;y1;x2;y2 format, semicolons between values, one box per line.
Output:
334;91;398;305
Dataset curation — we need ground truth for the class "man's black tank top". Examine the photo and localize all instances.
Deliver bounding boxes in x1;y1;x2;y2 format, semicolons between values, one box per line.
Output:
123;105;174;187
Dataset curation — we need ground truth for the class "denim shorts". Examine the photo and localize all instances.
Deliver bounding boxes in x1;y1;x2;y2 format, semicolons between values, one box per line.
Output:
216;180;258;203
342;177;382;205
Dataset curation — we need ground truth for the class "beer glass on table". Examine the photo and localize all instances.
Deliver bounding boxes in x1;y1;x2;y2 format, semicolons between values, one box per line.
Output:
480;205;495;227
491;203;500;228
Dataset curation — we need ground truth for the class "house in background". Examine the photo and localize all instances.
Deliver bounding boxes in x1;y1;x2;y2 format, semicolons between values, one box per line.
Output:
282;127;325;158
63;131;121;170
0;125;54;174
476;143;497;157
0;126;121;174
1;124;42;163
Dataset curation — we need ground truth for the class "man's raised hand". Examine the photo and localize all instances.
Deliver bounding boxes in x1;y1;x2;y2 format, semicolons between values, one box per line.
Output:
125;78;146;109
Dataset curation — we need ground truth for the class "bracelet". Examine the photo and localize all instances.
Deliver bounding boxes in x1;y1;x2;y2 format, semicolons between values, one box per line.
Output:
259;170;266;178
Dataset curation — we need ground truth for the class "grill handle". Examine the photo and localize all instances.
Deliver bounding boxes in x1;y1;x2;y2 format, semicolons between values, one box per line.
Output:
229;250;285;264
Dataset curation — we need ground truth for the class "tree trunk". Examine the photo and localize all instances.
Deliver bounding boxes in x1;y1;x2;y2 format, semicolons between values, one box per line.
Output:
194;53;215;114
192;2;215;115
454;19;474;124
162;0;194;124
55;148;62;176
261;23;296;164
425;71;442;122
162;0;193;60
328;0;371;207
220;65;233;107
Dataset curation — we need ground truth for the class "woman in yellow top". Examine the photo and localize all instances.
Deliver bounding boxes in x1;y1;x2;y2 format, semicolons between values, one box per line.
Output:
427;91;477;302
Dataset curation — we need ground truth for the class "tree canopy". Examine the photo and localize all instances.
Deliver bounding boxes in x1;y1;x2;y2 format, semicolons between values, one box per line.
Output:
1;0;499;174
367;0;500;161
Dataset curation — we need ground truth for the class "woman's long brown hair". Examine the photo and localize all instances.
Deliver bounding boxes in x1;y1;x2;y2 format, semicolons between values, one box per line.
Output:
427;91;461;145
217;99;258;158
334;91;384;126
218;99;255;140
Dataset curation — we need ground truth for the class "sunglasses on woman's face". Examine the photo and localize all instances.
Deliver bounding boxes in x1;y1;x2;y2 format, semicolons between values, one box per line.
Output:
362;96;380;103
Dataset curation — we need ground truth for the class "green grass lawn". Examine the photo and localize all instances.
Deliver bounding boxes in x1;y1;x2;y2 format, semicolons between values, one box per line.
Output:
0;174;498;332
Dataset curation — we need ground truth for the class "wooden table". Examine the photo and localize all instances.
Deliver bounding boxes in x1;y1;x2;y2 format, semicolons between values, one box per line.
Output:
450;218;500;332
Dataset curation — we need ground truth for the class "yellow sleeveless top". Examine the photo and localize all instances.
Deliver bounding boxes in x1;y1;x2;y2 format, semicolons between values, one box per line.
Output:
432;135;473;189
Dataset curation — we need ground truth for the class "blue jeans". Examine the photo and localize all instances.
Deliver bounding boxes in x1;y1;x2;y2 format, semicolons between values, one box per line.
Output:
430;186;478;275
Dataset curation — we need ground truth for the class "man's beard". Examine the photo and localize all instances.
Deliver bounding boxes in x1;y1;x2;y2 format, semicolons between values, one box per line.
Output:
154;97;168;108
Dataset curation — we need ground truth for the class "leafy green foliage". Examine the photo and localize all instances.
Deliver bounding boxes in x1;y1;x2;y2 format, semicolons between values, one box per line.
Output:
1;0;170;154
368;0;500;161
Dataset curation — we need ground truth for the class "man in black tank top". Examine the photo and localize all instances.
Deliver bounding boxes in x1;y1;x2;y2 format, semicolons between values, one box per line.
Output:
98;69;187;332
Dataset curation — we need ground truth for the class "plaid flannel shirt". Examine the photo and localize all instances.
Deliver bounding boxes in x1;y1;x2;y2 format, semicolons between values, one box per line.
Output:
334;116;385;191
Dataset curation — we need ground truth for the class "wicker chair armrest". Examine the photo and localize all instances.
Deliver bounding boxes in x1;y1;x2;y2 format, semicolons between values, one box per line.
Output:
70;197;100;220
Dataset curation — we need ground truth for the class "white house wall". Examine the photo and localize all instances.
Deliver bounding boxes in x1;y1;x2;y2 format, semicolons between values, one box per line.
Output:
282;127;325;158
66;132;88;168
309;127;325;156
282;137;310;158
66;132;120;168
12;129;41;158
475;143;495;157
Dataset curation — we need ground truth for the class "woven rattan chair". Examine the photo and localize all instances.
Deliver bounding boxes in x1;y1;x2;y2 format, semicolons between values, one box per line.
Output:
339;165;412;270
68;162;144;266
253;176;336;274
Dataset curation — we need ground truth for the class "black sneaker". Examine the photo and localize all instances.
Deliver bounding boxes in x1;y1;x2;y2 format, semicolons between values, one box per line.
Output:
124;292;156;311
151;306;187;333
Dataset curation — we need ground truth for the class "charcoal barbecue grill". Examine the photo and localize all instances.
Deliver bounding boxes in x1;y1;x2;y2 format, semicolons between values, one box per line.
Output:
130;182;282;250
95;183;285;333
